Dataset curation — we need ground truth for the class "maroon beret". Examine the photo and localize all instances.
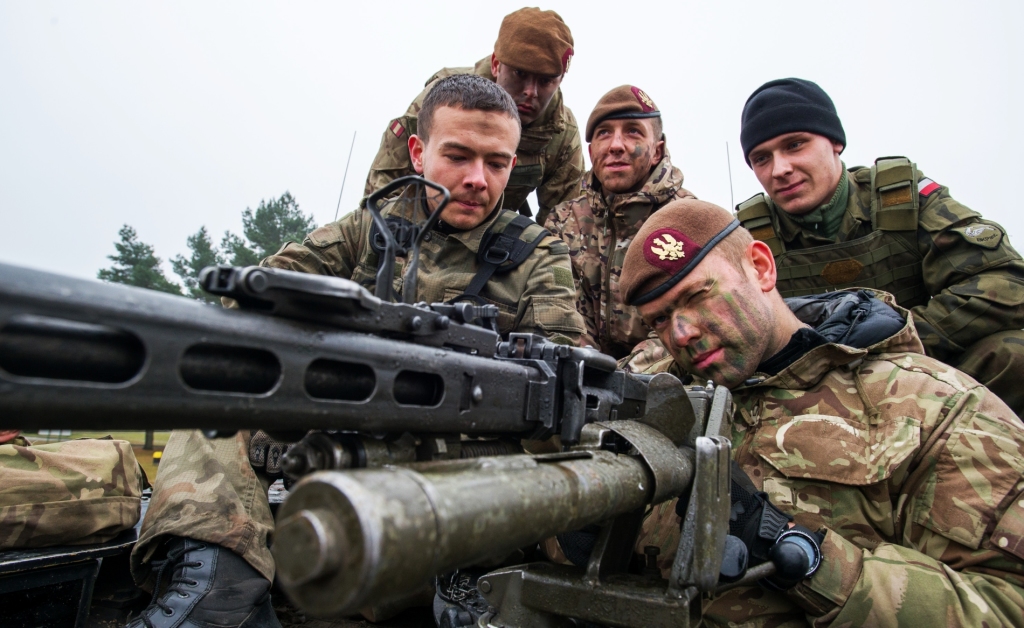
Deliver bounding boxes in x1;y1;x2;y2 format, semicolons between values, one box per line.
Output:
585;85;660;142
620;199;740;306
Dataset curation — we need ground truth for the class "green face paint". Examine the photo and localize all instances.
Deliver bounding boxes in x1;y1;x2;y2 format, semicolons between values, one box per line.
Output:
648;261;775;388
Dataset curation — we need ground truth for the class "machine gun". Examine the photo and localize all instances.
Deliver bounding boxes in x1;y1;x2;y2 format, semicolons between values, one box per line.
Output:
0;177;738;626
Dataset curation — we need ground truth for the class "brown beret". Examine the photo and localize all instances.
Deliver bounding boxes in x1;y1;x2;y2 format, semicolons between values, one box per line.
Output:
494;8;574;77
620;199;740;306
585;85;660;142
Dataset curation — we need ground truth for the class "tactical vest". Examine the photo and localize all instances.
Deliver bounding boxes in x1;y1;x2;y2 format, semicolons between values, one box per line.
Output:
365;206;549;304
737;157;929;308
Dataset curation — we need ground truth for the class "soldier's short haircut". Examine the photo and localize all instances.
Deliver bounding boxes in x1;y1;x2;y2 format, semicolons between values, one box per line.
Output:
418;74;521;141
651;117;663;142
713;227;754;272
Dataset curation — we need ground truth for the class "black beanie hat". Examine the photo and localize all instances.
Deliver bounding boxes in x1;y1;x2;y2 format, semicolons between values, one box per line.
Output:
740;78;846;165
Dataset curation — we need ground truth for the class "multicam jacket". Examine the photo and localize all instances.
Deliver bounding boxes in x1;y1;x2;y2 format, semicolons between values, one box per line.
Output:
362;57;585;225
544;153;695;359
737;157;1024;366
637;291;1024;626
262;197;584;344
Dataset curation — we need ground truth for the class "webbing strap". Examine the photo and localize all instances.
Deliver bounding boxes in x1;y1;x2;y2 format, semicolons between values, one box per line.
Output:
778;262;925;297
450;215;547;304
776;241;909;281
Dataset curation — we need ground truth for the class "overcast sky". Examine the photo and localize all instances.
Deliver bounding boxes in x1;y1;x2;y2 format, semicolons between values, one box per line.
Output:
1;1;1021;283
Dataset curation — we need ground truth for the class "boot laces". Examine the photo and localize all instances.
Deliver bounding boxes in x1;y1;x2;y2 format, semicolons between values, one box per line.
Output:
137;542;207;628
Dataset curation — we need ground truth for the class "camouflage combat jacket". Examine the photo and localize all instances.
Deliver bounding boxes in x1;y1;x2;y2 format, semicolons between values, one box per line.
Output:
640;293;1024;626
544;154;695;359
362;57;586;224
262;197;585;344
737;157;1024;364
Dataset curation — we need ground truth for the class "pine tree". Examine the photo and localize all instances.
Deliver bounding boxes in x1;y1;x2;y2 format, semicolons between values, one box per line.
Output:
221;192;316;266
171;226;224;303
97;225;182;295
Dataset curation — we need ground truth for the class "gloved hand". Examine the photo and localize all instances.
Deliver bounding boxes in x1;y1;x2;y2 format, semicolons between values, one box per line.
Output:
719;460;823;590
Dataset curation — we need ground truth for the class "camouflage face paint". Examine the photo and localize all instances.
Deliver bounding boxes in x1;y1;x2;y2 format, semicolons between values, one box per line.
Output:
642;256;775;388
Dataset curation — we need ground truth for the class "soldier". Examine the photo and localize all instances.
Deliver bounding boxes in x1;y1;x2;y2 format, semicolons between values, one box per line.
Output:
621;198;1024;626
735;78;1024;415
363;7;585;225
126;74;584;628
544;85;696;366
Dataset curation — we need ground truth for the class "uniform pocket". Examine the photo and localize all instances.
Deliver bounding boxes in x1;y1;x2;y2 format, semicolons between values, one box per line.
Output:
527;294;585;335
752;413;920;485
751;413;921;541
912;410;1024;550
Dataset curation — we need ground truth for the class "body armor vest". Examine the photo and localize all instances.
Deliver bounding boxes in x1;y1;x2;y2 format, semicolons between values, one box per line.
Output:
737;157;929;308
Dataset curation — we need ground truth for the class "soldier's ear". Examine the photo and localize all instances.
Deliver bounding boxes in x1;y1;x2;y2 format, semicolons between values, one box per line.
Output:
748;240;778;293
653;139;665;165
490;53;501;78
408;135;426;175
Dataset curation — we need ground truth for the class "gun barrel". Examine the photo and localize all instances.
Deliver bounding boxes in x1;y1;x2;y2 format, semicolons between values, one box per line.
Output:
0;262;545;433
273;422;694;618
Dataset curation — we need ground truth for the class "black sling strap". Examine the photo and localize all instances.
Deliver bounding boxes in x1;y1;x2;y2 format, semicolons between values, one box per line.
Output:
450;215;548;305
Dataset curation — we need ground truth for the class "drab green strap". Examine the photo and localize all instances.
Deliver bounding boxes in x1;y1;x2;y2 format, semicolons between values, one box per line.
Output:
872;157;919;232
776;240;910;281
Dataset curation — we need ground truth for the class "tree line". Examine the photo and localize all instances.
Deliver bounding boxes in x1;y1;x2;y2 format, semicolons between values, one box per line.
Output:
98;192;317;304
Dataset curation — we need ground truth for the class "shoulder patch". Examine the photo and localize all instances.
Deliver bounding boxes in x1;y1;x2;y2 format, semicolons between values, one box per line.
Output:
953;223;1003;249
389;119;406;138
918;177;940;197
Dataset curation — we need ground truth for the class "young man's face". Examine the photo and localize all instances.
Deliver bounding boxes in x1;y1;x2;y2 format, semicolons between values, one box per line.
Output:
637;246;776;388
408;105;519;230
490;55;562;126
748;132;844;215
589;118;664;194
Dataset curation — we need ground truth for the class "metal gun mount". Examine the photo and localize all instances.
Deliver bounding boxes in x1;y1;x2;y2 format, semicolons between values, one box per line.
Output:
275;395;734;627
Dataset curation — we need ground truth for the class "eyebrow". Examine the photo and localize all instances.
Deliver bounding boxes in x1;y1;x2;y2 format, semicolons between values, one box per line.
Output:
439;141;514;161
645;276;715;321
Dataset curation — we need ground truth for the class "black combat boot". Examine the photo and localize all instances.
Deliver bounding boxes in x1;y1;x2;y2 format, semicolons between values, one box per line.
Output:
127;537;282;628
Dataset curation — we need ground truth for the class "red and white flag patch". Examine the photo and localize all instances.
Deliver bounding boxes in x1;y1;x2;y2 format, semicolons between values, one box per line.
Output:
918;177;940;197
389;119;406;138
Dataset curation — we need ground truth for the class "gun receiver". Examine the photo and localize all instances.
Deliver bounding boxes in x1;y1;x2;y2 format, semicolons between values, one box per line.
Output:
0;262;669;446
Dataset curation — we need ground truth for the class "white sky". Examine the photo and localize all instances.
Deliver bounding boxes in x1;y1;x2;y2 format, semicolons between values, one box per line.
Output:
1;1;1021;282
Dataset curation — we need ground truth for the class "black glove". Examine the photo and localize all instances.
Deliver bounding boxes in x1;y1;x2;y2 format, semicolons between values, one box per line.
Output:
721;460;823;589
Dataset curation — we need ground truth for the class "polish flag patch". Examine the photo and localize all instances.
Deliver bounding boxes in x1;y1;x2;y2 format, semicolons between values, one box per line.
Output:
389;119;406;138
918;177;940;197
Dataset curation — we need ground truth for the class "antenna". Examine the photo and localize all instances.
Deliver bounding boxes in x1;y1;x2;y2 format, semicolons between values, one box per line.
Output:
725;141;735;210
333;131;358;222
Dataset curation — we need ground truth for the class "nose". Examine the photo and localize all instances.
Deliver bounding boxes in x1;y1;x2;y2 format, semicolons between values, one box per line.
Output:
522;77;539;99
463;158;487;191
772;152;793;179
608;129;627;154
669;316;700;350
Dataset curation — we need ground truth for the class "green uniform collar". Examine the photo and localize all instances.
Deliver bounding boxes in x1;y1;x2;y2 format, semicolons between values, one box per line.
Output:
786;167;849;240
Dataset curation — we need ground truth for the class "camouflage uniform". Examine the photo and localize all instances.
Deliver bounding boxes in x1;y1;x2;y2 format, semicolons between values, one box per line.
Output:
737;157;1024;415
637;293;1024;626
544;152;694;360
363;57;586;225
132;197;584;585
0;437;144;549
